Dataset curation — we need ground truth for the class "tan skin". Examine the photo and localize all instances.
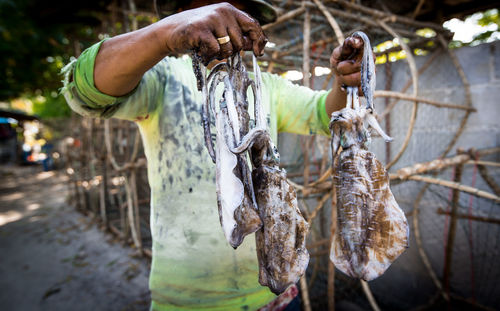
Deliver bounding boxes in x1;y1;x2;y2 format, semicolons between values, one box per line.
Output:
94;1;365;119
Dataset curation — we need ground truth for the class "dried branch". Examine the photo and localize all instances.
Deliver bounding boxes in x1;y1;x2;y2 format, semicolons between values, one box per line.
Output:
406;175;500;203
312;0;344;45
436;208;500;225
361;280;381;311
374;90;476;111
263;7;306;31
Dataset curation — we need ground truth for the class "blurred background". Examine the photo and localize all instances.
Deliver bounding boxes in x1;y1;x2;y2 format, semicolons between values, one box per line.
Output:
1;0;499;310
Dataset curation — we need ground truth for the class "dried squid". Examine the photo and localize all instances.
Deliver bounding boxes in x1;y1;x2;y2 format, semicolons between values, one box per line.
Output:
193;53;309;295
329;32;409;281
193;53;262;249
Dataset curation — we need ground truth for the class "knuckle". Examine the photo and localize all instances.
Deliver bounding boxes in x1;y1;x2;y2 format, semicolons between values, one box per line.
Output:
217;2;233;12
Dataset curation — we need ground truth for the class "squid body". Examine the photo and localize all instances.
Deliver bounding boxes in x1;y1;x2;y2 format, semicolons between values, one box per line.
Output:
193;53;309;294
329;32;409;281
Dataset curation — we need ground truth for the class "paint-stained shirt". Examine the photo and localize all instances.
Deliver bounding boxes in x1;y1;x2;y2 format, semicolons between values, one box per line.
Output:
62;40;330;311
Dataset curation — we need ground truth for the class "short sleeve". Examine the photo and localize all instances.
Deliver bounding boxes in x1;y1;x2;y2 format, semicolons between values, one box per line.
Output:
262;73;330;136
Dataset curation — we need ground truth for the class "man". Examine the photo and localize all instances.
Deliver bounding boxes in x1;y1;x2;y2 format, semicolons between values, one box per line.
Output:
62;1;364;309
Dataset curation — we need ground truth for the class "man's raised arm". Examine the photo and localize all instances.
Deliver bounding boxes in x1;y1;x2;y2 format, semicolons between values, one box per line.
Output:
93;3;268;97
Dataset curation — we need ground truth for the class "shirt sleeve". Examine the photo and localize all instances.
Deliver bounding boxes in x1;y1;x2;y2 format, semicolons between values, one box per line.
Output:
61;40;165;121
262;72;331;136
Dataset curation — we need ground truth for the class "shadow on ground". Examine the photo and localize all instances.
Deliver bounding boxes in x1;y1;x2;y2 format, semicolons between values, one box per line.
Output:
0;165;151;311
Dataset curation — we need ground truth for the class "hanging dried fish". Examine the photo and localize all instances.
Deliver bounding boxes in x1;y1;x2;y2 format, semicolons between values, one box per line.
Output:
329;32;409;281
193;53;309;294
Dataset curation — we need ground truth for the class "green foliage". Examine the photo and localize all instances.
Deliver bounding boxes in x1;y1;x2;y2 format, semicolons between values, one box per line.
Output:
447;9;500;48
477;9;499;27
32;91;71;119
0;0;108;117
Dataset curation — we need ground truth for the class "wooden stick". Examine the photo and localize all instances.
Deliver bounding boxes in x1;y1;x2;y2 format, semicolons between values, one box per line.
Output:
322;71;335;90
411;0;426;19
374;90;476;111
312;0;344;45
361;280;381;311
379;49;441;119
124;175;141;248
300;275;312;311
309;167;332;187
394;154;471;179
331;0;447;32
378;20;419;170
477;164;500;196
390;147;500;180
470;160;500;168
130;169;142;250
412;184;450;301
438;34;474;158
443;163;463;295
263;7;306;31
307;238;330;249
407;175;500;203
321;6;419;39
307;191;332;225
303;7;311;88
328;174;337;311
436;208;500;225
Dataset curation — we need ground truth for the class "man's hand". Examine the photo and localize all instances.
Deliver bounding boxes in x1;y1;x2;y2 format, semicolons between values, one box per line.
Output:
157;3;268;64
330;35;364;94
324;35;367;117
94;3;267;96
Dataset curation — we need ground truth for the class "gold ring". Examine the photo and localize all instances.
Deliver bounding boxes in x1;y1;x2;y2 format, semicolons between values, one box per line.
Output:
217;36;230;45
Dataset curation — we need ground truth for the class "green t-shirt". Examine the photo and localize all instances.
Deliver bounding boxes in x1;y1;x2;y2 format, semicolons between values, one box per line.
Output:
62;40;330;311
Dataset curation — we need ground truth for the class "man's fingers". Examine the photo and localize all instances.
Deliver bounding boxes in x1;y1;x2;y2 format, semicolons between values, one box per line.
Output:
336;60;361;75
340;36;363;59
235;10;266;56
227;24;244;52
213;26;233;60
338;72;361;88
242;35;253;51
199;32;220;65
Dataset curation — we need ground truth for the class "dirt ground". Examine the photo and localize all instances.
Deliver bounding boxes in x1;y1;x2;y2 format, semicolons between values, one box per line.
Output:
0;165;151;311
